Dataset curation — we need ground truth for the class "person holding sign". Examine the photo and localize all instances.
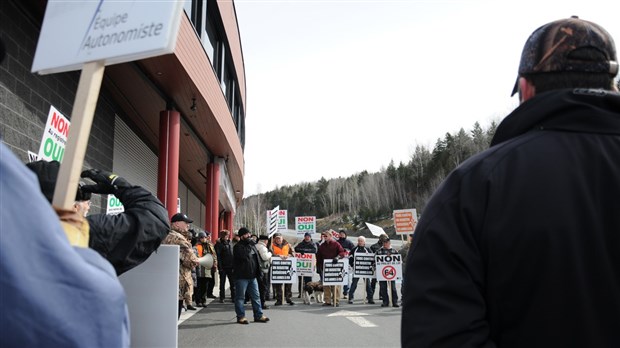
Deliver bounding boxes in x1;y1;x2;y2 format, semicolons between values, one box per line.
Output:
376;238;399;308
317;230;346;306
26;161;170;275
348;236;375;304
294;232;317;296
1;143;129;347
270;232;295;305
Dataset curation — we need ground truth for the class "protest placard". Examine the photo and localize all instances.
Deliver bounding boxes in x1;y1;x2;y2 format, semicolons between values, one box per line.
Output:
353;252;375;278
270;256;297;284
322;260;349;286
375;254;403;283
294;252;315;276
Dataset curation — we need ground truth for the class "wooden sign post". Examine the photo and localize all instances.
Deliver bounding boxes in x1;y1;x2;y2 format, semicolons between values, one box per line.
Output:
52;61;105;209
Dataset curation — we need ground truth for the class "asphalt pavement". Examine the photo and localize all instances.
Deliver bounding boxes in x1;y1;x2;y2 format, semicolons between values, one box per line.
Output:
178;276;402;348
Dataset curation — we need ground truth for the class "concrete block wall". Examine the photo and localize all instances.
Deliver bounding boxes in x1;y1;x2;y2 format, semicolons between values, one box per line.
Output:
0;0;122;214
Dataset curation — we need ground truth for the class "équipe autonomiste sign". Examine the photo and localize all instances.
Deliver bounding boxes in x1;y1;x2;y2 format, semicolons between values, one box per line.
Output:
32;0;184;74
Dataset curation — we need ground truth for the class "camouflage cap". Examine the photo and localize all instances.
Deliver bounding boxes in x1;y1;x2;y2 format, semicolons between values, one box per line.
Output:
511;16;618;96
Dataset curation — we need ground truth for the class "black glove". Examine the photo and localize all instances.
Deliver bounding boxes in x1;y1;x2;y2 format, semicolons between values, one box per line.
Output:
80;169;131;194
300;252;305;256
332;258;339;263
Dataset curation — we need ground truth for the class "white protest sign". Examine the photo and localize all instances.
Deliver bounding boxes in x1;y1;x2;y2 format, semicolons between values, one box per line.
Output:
295;216;316;236
294;253;315;276
28;151;39;163
106;194;125;215
267;206;279;237
353;252;375;279
270;256;297;284
32;0;184;75
375;254;403;283
322;260;349;286
37;106;69;162
277;210;288;231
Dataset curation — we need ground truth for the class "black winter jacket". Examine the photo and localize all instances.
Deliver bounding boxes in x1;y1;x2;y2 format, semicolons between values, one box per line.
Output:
232;238;261;279
215;240;234;270
87;185;169;275
349;245;372;266
294;240;317;254
402;89;620;348
337;237;354;253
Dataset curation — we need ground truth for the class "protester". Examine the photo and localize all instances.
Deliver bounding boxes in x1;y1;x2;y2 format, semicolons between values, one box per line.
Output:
214;229;235;303
233;228;269;324
270;232;295;305
294;232;318;297
194;230;217;307
398;234;413;297
370;234;389;301
337;228;354;298
162;213;199;318
204;231;218;299
255;235;273;309
73;183;92;217
26;161;170;274
348;236;374;304
316;230;346;306
376;238;399;308
402;16;620;347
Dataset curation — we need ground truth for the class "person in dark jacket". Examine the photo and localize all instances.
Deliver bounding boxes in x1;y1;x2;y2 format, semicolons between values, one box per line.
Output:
402;17;620;348
337;228;355;298
376;238;399;308
232;227;269;324
370;234;389;301
348;236;374;304
26;161;170;275
214;229;235;303
294;232;318;296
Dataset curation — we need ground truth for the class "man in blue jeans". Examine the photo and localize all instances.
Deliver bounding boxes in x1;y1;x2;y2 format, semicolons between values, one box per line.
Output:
232;227;269;324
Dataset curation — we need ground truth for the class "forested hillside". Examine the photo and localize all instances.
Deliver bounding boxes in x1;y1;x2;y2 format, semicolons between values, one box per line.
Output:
235;121;498;235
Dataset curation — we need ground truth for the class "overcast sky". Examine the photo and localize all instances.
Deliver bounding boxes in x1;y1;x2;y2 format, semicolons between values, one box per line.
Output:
234;0;620;197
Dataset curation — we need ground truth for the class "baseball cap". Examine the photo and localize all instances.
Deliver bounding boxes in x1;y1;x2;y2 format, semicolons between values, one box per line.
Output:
304;232;312;237
171;213;193;223
273;232;282;237
511;16;618;96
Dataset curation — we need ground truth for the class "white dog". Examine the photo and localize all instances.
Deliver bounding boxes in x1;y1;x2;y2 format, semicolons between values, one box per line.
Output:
303;281;324;305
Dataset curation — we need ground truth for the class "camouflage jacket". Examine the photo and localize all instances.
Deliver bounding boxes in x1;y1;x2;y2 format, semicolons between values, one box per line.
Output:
162;230;199;300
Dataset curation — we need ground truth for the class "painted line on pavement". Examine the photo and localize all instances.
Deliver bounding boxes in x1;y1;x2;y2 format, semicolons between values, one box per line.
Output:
346;316;377;327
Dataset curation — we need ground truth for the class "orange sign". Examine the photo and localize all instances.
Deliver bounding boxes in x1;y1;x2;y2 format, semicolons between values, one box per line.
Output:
393;209;417;235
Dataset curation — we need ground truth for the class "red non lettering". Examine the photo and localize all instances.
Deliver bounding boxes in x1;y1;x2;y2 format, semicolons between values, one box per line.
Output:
51;112;69;137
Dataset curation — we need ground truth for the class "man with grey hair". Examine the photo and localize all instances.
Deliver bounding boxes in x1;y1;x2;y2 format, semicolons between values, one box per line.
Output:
347;236;374;304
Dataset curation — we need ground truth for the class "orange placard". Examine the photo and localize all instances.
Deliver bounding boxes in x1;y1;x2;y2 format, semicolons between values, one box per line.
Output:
393;209;417;234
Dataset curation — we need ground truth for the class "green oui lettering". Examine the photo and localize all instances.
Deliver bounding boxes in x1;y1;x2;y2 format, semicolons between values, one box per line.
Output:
43;138;64;162
109;197;123;207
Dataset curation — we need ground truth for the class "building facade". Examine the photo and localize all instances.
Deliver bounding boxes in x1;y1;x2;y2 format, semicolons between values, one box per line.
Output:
0;0;246;240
